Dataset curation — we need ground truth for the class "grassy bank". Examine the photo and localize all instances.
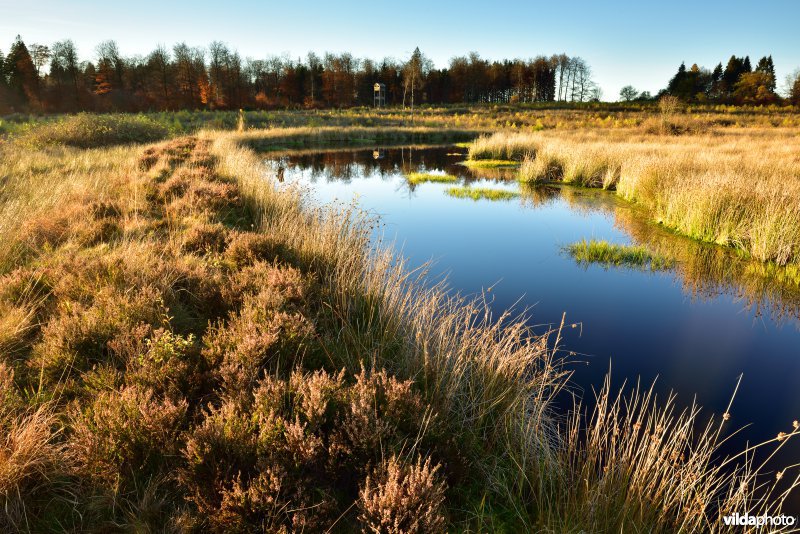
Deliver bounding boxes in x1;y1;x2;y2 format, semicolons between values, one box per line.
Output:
471;130;800;266
0;116;798;532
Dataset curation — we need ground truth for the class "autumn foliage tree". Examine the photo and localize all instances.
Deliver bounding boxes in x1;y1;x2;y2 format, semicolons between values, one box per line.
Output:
5;36;39;110
1;34;798;113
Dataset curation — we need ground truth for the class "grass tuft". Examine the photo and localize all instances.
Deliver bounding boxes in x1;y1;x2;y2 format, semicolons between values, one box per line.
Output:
445;186;519;201
567;239;676;270
406;172;458;185
460;159;519;169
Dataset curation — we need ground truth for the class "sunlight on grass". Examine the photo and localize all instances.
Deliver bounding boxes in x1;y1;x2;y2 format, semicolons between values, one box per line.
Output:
567;239;675;271
445;186;519;201
406;172;459;185
461;159;520;169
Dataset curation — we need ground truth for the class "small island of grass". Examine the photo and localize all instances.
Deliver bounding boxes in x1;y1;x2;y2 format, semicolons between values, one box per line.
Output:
445;186;519;201
406;172;459;185
461;159;520;169
567;239;675;271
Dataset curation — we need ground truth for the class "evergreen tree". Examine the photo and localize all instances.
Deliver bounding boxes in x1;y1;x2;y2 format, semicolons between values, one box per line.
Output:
6;35;39;109
666;62;687;96
709;62;723;97
790;71;800;105
755;55;777;92
0;47;9;113
722;56;744;95
742;56;752;73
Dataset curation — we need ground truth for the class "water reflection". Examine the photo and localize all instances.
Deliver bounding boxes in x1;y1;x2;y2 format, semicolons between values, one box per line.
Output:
267;145;800;326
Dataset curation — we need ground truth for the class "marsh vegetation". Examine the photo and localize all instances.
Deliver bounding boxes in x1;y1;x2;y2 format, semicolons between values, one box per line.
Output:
444;186;519;201
567;239;676;270
471;129;800;267
0;112;798;532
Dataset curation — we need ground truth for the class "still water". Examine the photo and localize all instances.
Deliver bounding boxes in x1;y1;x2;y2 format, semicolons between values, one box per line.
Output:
265;145;800;494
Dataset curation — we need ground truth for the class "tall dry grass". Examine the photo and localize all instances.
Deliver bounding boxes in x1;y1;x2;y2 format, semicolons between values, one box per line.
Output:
473;129;800;266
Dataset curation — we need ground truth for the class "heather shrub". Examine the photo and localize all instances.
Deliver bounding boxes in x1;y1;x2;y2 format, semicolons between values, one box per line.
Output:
180;367;440;532
31;285;168;386
209;301;316;397
138;138;196;172
204;267;316;397
182;222;230;254
221;261;309;315
169;180;241;217
358;455;447;534
225;232;293;267
157;173;191;199
69;385;188;489
126;329;209;403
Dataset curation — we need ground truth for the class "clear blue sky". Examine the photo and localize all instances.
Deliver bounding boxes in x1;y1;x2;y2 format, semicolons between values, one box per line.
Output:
2;0;799;99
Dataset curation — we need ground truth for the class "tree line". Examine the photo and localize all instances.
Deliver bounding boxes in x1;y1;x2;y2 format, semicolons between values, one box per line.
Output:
0;36;602;113
620;55;800;105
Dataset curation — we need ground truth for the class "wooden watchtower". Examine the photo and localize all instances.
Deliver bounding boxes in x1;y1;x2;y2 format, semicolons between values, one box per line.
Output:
373;83;386;108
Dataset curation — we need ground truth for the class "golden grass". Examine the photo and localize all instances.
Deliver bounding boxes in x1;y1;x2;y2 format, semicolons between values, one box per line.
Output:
474;129;800;265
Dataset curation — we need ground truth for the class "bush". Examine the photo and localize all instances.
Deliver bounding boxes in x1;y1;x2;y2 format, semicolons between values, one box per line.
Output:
180;367;437;531
18;113;169;148
182;222;230;255
69;385;187;489
31;285;168;387
358;455;447;534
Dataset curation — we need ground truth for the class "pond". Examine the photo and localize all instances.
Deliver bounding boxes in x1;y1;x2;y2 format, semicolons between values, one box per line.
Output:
264;145;800;500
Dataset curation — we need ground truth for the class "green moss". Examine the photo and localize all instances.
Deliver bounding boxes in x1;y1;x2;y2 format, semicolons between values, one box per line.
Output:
407;172;459;185
445;186;519;201
566;239;675;271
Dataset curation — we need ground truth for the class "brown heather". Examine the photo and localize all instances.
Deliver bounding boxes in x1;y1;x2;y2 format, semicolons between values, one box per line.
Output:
358;455;447;534
0;115;796;531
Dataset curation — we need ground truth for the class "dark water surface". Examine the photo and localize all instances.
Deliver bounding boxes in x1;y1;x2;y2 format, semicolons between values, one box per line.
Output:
265;145;800;507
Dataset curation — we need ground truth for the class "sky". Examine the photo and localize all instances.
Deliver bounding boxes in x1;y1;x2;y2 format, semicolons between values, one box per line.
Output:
2;0;799;100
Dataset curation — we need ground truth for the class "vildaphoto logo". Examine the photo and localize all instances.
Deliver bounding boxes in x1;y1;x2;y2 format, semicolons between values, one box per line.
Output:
722;513;797;528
